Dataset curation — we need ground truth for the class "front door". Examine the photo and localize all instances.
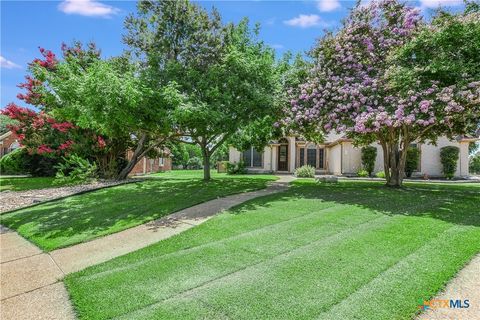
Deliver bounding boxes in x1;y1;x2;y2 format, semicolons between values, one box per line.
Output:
278;145;288;171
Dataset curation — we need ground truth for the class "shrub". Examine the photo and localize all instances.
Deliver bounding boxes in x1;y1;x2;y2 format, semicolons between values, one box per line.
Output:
440;146;460;179
0;148;26;174
295;165;315;178
376;171;386;178
226;161;246;175
357;169;369;177
470;153;480;174
361;146;377;177
405;147;420;177
55;154;97;185
187;156;203;170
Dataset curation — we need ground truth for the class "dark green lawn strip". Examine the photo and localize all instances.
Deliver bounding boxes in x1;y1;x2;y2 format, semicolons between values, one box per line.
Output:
0;173;276;251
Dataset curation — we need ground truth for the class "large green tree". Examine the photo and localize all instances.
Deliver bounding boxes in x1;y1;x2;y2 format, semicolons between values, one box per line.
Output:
124;0;278;180
22;42;180;179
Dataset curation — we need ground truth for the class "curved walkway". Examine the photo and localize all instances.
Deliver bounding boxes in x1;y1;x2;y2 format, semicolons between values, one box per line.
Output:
0;176;293;320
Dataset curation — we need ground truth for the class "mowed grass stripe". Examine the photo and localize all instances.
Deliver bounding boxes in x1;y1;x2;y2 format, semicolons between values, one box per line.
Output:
316;225;480;320
75;201;347;281
120;216;451;320
66;206;384;319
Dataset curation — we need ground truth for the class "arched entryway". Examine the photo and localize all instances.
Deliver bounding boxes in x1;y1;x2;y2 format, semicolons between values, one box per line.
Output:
277;138;289;171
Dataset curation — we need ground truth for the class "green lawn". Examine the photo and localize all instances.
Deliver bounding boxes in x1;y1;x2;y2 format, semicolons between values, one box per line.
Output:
66;180;480;320
0;170;276;251
0;176;67;192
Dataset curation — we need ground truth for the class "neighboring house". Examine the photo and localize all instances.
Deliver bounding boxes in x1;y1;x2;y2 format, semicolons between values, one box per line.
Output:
0;131;20;157
127;150;172;175
229;133;477;178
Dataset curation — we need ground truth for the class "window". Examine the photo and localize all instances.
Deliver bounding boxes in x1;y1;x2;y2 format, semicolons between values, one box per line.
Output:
307;148;317;167
299;148;305;166
242;147;263;167
252;148;262;167
159;158;164;166
318;149;325;169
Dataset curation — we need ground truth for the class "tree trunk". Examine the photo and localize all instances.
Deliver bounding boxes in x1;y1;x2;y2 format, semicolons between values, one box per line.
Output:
116;134;147;181
202;148;211;181
385;142;407;187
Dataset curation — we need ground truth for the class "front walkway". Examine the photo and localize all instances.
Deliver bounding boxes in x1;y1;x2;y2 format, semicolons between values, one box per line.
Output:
0;176;291;320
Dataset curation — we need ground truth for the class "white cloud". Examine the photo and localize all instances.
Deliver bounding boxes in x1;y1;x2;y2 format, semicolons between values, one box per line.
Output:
419;0;463;8
317;0;341;12
58;0;120;18
284;14;328;28
270;44;284;49
0;56;21;69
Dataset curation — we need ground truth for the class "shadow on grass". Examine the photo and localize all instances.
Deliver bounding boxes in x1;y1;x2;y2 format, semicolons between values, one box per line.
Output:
0;176;271;249
229;180;480;227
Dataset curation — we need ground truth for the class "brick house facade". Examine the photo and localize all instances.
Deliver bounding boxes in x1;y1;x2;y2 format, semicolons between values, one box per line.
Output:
0;132;21;157
127;150;172;175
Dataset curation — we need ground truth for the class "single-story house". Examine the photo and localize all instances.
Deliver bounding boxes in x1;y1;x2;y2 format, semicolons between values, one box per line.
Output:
229;133;477;178
0;131;21;157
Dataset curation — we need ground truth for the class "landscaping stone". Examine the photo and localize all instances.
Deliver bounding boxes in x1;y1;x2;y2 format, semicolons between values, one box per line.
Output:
0;179;136;214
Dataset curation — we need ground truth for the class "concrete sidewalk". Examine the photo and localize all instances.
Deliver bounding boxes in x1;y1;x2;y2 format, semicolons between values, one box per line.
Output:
0;228;75;320
0;177;291;319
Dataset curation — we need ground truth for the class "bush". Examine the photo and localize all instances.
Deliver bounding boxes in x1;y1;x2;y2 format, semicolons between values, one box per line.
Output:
376;171;386;178
361;146;377;177
226;161;246;175
0;148;26;174
440;146;460;179
0;148;60;176
470;154;480;174
405;147;420;177
357;169;369;177
54;154;98;185
187;156;203;170
294;165;315;178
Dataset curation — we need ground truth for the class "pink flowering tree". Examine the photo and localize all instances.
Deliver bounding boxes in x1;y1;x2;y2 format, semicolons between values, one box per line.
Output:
1;103;109;159
2;103;76;156
284;0;480;186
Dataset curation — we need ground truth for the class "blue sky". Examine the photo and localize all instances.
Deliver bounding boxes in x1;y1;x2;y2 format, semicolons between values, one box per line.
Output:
1;0;465;109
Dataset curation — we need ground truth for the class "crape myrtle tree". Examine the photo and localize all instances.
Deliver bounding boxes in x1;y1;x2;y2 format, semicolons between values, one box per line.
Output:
284;0;480;186
124;0;278;180
14;42;180;179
